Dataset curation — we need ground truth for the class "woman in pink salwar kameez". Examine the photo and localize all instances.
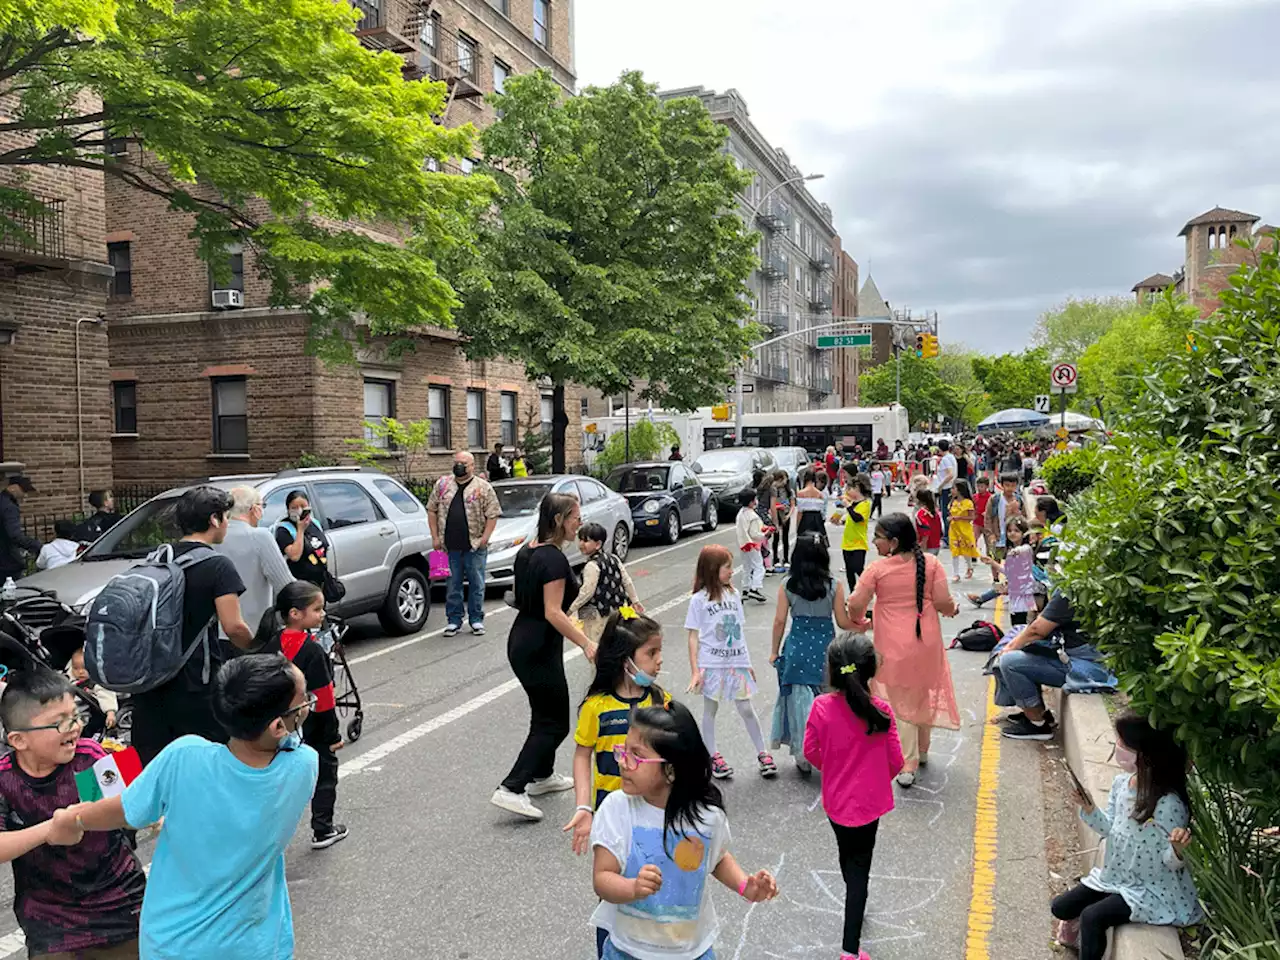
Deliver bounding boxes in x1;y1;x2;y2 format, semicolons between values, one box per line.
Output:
847;512;960;787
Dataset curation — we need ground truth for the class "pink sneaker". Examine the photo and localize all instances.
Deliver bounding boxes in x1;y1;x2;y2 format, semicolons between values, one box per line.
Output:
1056;918;1080;948
711;753;734;779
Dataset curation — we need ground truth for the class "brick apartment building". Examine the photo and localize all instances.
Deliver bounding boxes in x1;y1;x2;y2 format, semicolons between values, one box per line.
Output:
0;94;114;519
105;0;583;487
1132;206;1278;316
831;245;861;405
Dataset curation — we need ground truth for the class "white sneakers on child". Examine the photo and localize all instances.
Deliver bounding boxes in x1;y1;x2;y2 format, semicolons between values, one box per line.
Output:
490;787;544;821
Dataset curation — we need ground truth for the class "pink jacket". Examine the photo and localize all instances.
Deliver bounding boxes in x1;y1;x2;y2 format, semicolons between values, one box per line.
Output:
804;693;905;827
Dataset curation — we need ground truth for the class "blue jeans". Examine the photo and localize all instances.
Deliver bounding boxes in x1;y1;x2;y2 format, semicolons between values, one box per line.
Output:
994;649;1068;710
603;939;713;960
446;547;487;626
938;486;952;540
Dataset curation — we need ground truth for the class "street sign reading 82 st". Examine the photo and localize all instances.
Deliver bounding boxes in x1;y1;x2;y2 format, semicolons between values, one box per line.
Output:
1051;362;1078;394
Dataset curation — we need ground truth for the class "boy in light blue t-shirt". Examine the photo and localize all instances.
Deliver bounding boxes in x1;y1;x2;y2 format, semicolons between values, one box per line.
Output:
48;654;319;960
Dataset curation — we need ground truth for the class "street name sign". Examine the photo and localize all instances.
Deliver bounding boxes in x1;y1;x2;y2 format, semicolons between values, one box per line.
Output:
817;334;872;348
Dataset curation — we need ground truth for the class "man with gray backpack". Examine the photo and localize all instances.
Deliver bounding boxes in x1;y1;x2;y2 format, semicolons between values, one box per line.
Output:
87;486;254;766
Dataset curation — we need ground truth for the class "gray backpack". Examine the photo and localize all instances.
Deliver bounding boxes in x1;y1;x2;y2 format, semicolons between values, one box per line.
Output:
84;543;218;694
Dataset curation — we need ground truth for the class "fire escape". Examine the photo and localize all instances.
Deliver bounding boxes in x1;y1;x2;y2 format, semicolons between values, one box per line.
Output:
755;198;792;385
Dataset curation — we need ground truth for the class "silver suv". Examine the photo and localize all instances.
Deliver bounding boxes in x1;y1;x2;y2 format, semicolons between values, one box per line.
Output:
18;468;433;635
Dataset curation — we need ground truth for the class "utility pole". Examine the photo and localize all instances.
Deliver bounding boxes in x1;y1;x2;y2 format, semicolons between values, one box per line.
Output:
895;343;902;405
624;388;631;464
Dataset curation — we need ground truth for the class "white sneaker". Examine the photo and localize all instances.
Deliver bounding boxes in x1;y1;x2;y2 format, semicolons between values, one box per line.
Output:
526;773;575;796
490;787;544;821
896;770;916;788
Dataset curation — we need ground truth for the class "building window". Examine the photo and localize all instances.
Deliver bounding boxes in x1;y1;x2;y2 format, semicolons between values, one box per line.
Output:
363;378;395;448
580;396;589;417
212;377;248;454
487;0;509;14
493;58;510;94
428;385;450;448
112;381;137;434
460;158;474;175
107;241;131;297
209;242;244;293
466;389;485;448
533;0;549;46
421;12;440;79
539;394;553;435
500;392;517;446
794;264;802;292
456;32;477;82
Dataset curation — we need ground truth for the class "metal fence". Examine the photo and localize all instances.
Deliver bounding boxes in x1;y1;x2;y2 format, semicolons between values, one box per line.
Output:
0;194;67;260
19;483;171;548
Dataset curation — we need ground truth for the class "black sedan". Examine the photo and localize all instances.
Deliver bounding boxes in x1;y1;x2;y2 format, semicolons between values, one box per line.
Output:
604;462;719;544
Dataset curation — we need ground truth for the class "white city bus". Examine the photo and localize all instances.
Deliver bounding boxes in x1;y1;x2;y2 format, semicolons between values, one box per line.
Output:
702;405;911;454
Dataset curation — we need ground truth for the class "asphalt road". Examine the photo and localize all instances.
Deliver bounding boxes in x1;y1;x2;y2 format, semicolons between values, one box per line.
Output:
0;490;1051;960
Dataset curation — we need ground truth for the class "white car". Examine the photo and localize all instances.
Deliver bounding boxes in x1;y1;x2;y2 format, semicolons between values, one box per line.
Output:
484;476;635;588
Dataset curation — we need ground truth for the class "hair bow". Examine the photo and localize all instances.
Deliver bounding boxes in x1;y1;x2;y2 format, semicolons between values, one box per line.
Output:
839;664;858;675
619;605;638;621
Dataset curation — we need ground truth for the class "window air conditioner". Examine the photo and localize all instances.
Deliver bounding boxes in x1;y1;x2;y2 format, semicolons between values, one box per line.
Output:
211;289;244;310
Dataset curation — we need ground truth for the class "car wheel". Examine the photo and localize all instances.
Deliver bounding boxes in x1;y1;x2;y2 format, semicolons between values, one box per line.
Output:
379;565;430;635
703;499;719;530
612;523;630;561
663;509;681;544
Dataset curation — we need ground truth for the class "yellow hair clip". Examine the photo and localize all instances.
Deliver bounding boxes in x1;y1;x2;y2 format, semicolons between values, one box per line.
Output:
839;664;858;675
619;605;638;621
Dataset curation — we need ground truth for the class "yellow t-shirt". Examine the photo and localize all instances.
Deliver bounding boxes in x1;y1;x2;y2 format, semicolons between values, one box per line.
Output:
841;498;872;551
574;689;671;808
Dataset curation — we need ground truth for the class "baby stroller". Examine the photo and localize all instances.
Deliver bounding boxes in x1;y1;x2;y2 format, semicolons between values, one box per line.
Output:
317;615;364;743
0;587;120;742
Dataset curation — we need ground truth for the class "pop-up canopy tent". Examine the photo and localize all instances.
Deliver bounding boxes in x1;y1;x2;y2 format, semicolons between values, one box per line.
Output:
1035;410;1105;436
976;408;1050;434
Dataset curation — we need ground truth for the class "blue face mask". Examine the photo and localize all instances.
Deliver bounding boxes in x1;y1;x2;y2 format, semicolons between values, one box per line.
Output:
278;730;303;753
626;658;656;688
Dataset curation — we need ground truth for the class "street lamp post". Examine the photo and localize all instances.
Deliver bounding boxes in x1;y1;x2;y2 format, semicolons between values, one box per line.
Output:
735;172;825;443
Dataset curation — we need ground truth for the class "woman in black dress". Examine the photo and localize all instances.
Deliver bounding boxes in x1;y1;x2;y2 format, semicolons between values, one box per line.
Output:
491;491;596;821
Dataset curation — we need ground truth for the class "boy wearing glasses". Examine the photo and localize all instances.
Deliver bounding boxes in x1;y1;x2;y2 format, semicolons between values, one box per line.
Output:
47;655;318;960
0;667;145;958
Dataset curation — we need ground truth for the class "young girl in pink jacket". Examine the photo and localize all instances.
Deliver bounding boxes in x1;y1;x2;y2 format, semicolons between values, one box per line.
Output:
804;632;905;960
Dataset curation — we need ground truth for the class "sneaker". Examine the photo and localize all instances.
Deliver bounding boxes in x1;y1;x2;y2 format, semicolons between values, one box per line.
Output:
443;623;461;637
526;773;575;796
748;590;768;604
1055;918;1080;948
311;824;349;849
774;563;789;573
490;787;544;821
1002;715;1055;741
470;621;485;636
757;753;778;779
795;758;812;778
896;770;916;788
1002;709;1055;727
966;592;986;608
710;753;733;779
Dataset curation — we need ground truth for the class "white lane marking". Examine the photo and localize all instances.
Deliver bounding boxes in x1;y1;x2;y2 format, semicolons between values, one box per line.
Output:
339;588;696;781
347;527;728;667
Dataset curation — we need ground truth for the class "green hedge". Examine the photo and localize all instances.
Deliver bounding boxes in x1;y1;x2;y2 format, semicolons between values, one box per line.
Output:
1038;446;1102;501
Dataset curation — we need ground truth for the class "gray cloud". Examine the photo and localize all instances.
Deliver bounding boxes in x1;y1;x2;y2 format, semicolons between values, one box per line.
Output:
576;0;1280;352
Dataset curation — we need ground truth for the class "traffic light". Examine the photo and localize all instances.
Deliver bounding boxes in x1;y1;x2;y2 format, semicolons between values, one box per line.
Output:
914;333;925;358
922;334;940;359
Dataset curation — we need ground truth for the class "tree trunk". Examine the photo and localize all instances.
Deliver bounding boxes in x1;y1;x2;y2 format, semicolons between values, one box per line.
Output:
552;382;568;474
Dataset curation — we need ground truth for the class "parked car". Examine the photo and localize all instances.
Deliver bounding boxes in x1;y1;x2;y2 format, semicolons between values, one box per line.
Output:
765;446;811;488
485;476;634;588
692;447;777;519
17;468;435;635
604;462;718;544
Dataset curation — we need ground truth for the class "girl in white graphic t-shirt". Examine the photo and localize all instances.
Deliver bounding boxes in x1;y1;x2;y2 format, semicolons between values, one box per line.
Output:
685;544;775;781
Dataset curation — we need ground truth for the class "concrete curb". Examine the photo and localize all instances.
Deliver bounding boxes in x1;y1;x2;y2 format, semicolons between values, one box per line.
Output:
1058;691;1186;960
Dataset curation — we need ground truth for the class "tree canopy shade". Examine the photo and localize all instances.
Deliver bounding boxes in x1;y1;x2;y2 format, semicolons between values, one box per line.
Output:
1031;296;1135;362
858;352;959;428
443;70;758;471
0;0;490;359
970;346;1052;414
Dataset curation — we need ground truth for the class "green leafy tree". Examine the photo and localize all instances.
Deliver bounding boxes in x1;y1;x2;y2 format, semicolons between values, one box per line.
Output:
1076;292;1198;421
934;347;993;427
594;420;679;476
346;418;432;482
1058;244;1280;823
1037;446;1101;501
1031;296;1134;362
970;347;1052;413
444;70;758;472
0;0;490;359
519;398;551;476
858;353;958;427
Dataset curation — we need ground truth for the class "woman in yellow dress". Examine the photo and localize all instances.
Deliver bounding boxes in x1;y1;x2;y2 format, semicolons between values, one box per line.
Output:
948;479;979;581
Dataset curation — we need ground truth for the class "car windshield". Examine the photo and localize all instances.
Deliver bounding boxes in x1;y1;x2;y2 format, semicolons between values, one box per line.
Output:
696;450;753;472
495;483;554;517
80;497;184;561
606;467;669;493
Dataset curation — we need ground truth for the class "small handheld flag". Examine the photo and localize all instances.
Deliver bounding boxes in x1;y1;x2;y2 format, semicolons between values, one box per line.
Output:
74;747;142;802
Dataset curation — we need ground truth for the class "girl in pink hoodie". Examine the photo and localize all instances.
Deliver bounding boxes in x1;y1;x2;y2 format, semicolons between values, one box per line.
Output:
804;633;904;960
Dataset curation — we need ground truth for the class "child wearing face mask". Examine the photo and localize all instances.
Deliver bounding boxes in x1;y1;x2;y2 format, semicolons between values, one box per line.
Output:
46;654;319;960
1053;711;1203;960
567;609;669;957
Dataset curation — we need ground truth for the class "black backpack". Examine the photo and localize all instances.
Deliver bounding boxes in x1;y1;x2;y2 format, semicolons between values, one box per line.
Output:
588;553;630;617
950;620;1002;652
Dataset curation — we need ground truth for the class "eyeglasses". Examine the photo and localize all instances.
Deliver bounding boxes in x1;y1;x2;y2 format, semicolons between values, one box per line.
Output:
613;746;665;772
12;714;84;735
281;694;318;720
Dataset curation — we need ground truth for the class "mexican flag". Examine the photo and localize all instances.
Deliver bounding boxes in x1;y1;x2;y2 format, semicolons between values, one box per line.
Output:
74;747;142;802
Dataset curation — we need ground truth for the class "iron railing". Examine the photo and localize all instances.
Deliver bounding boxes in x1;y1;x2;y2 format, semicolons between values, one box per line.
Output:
761;247;788;280
0;194;67;261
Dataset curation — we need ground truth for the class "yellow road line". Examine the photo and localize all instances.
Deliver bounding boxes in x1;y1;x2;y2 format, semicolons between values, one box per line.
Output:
964;595;1003;960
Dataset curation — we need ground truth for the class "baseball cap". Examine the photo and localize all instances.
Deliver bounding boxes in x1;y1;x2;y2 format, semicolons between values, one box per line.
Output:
6;476;34;492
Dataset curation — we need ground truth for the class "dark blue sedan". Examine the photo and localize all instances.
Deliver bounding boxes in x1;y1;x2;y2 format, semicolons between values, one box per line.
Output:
604;462;719;544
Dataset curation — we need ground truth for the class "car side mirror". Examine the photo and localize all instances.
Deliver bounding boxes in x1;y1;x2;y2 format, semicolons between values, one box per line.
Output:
691;463;703;474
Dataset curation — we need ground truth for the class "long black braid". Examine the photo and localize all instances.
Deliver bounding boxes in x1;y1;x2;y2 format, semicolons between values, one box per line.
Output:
875;512;927;640
912;543;925;639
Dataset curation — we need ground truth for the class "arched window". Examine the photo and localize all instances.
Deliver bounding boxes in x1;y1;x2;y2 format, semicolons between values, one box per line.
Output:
1208;229;1216;250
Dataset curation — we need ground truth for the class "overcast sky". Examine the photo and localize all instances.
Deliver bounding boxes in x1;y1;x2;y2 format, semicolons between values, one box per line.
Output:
574;0;1280;353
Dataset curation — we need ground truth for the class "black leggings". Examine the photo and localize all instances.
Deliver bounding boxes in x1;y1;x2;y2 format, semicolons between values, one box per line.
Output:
501;620;570;794
843;549;866;590
870;493;883;518
773;517;791;565
831;818;880;954
1051;883;1132;960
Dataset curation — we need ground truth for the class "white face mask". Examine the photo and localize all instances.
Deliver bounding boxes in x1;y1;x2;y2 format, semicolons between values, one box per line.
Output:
1114;744;1138;772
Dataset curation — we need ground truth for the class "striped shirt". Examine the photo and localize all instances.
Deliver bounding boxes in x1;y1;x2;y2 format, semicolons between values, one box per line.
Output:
574;690;669;809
